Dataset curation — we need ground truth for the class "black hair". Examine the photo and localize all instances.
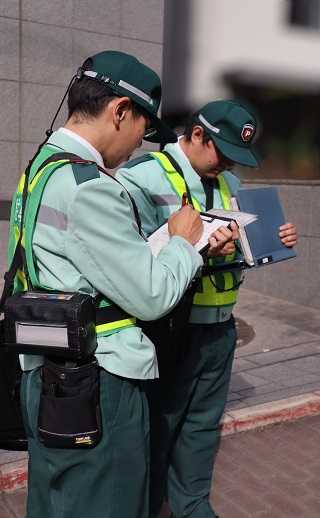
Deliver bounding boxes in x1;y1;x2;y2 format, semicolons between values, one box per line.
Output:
183;113;211;144
67;58;144;120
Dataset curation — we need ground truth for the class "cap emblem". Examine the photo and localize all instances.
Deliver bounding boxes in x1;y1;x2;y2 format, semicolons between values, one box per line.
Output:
241;124;255;143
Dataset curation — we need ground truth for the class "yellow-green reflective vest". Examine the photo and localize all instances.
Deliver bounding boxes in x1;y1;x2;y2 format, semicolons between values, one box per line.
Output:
150;151;240;308
7;148;136;338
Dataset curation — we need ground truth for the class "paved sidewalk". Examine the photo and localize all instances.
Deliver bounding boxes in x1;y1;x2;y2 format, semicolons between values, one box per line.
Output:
3;415;320;517
0;288;320;498
230;288;320;412
211;415;320;517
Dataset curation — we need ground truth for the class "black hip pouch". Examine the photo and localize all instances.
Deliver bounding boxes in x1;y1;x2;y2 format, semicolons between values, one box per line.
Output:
4;291;97;360
38;357;102;449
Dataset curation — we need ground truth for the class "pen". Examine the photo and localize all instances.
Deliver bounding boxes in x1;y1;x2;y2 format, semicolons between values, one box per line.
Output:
181;192;188;207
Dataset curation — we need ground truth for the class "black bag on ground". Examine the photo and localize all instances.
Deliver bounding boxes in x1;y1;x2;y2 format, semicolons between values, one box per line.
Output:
38;356;102;449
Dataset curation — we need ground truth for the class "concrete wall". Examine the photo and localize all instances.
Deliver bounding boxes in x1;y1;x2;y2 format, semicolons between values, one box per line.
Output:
0;0;164;284
243;180;320;309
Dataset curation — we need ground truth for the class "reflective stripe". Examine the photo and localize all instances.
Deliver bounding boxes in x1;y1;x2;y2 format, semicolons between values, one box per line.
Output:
217;175;231;210
96;317;136;335
9;150;138;339
16;268;28;290
198;114;220;134
150;194;179;206
118;80;153;105
83;71;154;105
17;173;26;194
150;152;202;211
193;275;238;306
28;159;70;192
151;152;239;309
37;205;68;231
83;71;98;79
14;226;20;242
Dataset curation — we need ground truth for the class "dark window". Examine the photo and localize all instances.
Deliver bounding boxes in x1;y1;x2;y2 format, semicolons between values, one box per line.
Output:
289;0;320;29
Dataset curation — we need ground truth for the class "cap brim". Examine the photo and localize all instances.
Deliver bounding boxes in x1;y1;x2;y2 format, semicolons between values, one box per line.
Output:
213;136;259;168
143;115;177;144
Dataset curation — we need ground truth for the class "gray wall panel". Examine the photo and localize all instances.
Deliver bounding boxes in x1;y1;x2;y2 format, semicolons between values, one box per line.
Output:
72;0;120;35
0;142;20;199
310;187;320;238
121;0;164;43
0;1;19;18
120;38;162;77
276;184;313;238
0;18;19;81
22;21;73;85
0;81;19;141
0;0;163;297
309;238;320;308
20;142;38;171
21;83;67;142
22;0;74;27
242;181;318;308
72;30;120;68
0;222;9;279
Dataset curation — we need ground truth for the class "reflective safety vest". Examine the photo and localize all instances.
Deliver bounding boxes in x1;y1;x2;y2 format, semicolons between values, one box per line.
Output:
150;151;241;308
7;146;136;338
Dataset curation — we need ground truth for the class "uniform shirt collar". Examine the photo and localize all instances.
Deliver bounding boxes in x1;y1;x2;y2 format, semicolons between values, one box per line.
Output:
48;128;105;168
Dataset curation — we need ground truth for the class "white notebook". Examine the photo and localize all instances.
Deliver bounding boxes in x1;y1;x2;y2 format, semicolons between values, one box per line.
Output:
148;208;256;257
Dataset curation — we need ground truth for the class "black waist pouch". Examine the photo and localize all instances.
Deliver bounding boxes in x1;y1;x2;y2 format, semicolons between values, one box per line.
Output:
4;291;97;360
38;357;102;449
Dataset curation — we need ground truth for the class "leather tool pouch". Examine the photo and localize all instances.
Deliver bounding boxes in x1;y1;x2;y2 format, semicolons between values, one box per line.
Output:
38;357;102;449
3;291;97;360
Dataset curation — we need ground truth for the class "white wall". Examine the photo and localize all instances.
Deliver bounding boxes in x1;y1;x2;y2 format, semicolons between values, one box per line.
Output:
184;0;320;106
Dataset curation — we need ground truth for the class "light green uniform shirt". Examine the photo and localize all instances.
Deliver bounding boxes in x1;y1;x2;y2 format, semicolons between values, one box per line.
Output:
117;140;241;324
20;130;203;378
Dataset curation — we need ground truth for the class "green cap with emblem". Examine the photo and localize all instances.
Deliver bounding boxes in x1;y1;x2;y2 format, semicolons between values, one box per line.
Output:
78;50;176;144
197;100;259;167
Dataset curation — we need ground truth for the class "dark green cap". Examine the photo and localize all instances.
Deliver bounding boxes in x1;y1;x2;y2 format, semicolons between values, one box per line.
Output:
79;50;176;143
197;100;259;167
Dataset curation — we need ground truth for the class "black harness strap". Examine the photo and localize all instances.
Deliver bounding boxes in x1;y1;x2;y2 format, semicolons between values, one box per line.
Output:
96;304;133;325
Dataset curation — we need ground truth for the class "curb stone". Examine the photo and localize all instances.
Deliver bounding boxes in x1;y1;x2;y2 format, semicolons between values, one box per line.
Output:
1;392;320;493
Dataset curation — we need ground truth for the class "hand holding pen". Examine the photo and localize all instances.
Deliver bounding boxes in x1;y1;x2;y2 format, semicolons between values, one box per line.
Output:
168;192;203;245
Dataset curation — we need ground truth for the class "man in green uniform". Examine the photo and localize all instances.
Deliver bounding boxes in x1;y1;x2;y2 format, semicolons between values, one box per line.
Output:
117;100;297;518
7;51;207;518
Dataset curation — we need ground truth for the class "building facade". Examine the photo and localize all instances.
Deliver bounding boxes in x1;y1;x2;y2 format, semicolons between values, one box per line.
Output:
0;0;318;310
0;0;164;287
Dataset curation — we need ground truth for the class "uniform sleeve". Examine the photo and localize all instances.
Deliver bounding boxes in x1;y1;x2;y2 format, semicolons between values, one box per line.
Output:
65;178;203;321
116;162;161;236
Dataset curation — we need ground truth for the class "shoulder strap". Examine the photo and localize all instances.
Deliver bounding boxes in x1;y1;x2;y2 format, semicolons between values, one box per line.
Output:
123;155;154;169
150;151;202;211
217;173;232;210
1;150;144;308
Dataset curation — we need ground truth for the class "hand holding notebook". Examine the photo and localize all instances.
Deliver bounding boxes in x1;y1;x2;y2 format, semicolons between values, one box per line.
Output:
148;208;256;257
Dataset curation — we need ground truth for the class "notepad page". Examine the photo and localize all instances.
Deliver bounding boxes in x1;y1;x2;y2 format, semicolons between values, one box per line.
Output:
148;217;231;257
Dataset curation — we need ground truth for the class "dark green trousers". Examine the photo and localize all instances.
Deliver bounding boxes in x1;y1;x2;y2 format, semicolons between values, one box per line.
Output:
21;368;150;518
147;316;236;518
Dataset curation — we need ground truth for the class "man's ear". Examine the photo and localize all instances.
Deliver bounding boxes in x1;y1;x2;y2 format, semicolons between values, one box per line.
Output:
191;125;205;144
113;97;131;129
